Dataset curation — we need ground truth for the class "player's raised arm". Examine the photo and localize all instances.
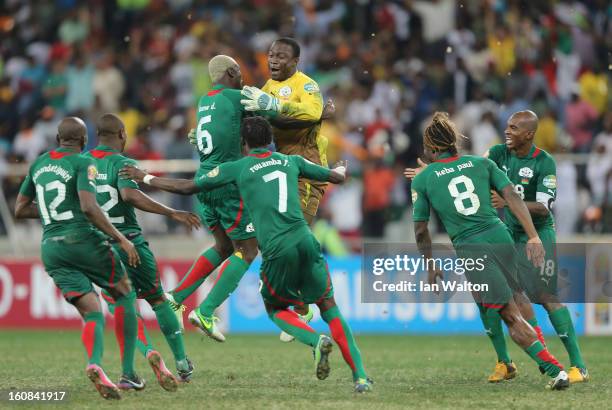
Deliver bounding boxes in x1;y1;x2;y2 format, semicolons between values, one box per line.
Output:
119;165;199;195
294;155;346;184
240;82;324;122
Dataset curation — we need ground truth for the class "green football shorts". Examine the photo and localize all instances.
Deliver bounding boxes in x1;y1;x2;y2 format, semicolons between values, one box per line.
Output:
196;184;256;241
259;234;333;307
513;226;558;302
41;230;127;303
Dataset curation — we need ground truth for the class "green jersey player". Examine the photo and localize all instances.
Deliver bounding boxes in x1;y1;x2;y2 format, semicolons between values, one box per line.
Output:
165;55;325;342
85;113;201;387
120;116;372;393
485;111;588;383
411;112;568;390
14;117;141;400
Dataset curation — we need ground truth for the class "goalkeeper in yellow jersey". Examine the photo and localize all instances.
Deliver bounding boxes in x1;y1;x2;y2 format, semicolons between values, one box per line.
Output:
241;37;328;225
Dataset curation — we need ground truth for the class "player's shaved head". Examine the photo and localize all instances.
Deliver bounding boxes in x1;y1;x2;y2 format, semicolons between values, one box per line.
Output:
208;55;239;83
511;110;539;134
57;117;87;145
97;113;124;139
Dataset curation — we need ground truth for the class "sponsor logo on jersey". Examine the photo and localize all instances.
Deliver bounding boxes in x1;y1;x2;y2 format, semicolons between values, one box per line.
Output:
87;165;98;181
303;82;319;93
543;175;556;189
278;86;292;97
207;166;219;177
411;189;418;203
518;167;533;178
246;223;255;233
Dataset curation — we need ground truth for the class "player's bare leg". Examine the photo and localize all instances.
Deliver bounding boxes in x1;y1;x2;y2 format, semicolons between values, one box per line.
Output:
538;295;589;383
317;297;371;392
189;237;258;342
106;276;142;391
74;292;121;400
498;299;569;390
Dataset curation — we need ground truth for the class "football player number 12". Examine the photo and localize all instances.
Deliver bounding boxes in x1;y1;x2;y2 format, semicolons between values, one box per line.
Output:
263;170;287;213
447;175;480;215
36;181;74;225
197;115;213;155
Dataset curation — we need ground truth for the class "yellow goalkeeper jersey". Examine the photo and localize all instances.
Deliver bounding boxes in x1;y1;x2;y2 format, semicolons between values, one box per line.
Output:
262;71;327;166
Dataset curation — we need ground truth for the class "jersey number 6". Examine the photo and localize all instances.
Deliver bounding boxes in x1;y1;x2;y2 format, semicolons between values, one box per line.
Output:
196;115;213;155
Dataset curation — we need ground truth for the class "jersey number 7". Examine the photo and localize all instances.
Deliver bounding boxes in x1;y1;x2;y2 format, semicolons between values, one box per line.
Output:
263;170;287;213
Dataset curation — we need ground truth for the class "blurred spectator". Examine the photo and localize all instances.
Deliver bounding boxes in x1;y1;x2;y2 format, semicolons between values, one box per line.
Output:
565;90;598;152
12;116;46;163
65;51;94;112
578;64;609;115
471;111;500;156
362;159;395;238
42;59;68;113
93;50;125;112
534;109;558;153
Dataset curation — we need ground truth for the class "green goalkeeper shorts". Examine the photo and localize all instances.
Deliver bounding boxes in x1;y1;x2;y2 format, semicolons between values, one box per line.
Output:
196;184;256;241
41;230;127;303
513;226;558;302
259;234;333;308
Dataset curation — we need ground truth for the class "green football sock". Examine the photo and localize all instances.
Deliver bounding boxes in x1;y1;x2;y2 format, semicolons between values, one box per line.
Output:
549;306;586;368
172;248;223;304
153;301;186;362
114;291;138;377
321;305;367;381
82;312;104;366
269;308;320;347
526;316;547;347
478;306;512;364
525;340;563;377
198;253;249;317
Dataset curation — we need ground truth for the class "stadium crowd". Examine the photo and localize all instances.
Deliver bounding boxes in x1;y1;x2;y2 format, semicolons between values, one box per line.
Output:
0;0;610;242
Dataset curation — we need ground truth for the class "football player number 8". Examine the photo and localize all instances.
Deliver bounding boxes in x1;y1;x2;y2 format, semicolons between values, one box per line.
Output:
263;170;287;213
197;115;213;155
447;175;480;215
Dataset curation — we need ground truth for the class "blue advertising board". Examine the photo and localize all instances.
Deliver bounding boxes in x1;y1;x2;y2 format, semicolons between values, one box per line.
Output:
227;257;585;335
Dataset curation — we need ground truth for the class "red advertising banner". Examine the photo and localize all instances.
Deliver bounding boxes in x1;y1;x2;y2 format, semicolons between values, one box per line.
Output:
0;259;223;329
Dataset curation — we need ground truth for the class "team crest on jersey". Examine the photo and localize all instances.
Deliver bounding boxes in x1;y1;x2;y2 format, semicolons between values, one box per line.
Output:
87;165;98;181
246;223;255;233
304;82;319;93
543;175;556;189
518;167;533;178
207;166;219;177
411;189;418;203
278;86;292;97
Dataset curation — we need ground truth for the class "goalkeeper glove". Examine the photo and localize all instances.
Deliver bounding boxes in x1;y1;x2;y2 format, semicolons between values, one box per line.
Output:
240;86;281;112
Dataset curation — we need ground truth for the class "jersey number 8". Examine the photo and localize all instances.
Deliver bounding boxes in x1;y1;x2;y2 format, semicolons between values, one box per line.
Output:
447;175;480;216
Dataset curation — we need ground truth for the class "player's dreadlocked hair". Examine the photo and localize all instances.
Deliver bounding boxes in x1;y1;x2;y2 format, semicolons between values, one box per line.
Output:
242;116;273;148
423;112;460;155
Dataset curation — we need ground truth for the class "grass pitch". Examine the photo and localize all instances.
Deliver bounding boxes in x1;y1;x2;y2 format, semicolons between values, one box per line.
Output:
1;330;610;409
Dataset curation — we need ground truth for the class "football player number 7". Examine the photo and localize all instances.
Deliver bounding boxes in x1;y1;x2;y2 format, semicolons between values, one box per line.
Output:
263;171;287;213
196;115;213;155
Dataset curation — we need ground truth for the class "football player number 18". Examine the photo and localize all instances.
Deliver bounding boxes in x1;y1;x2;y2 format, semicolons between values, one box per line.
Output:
447;175;480;216
197;115;213;155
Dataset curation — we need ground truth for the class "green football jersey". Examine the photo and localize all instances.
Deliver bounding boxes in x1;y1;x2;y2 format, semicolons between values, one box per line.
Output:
487;144;556;233
412;153;512;244
18;148;98;240
195;84;246;175
84;145;141;235
194;148;331;259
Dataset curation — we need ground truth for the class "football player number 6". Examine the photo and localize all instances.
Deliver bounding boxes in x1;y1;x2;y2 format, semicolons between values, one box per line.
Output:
263;170;287;213
448;175;480;215
197;115;213;155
